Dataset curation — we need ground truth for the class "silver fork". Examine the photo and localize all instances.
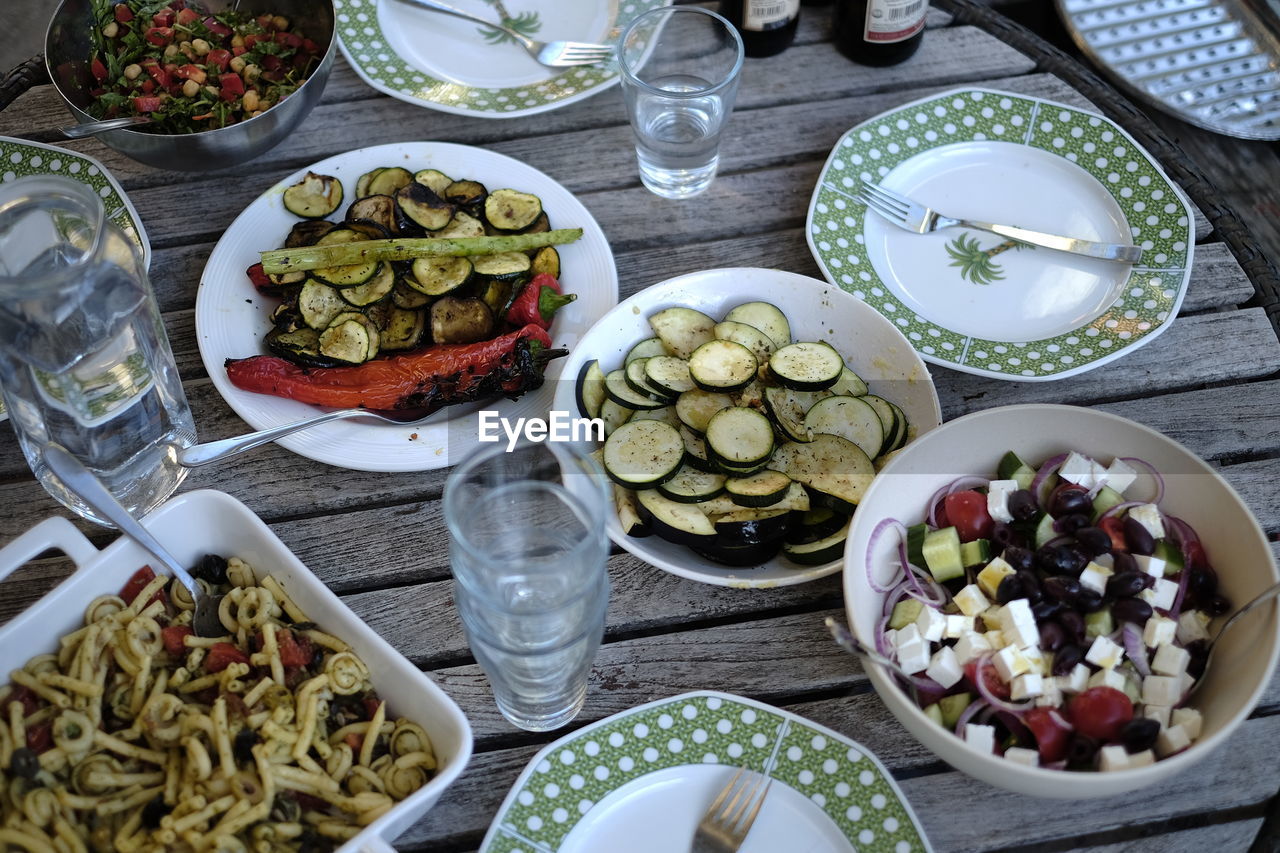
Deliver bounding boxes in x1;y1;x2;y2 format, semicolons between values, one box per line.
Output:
389;0;614;67
853;179;1145;264
691;768;771;853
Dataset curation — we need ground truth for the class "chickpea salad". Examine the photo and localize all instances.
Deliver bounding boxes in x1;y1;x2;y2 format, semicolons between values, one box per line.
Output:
86;0;323;133
868;450;1225;771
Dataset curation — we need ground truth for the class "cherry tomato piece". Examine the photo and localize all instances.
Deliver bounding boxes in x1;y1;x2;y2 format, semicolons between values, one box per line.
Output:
942;491;995;542
120;566;167;607
1022;707;1072;763
276;630;313;668
161;625;193;656
205;643;249;673
1068;687;1133;741
963;657;1010;700
1098;517;1128;553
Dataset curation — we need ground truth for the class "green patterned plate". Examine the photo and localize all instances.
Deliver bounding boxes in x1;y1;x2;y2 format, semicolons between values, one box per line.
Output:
0;137;150;422
334;0;669;118
806;88;1194;382
481;691;932;853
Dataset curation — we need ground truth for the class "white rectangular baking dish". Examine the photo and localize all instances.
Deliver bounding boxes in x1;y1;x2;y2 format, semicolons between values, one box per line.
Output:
0;489;472;852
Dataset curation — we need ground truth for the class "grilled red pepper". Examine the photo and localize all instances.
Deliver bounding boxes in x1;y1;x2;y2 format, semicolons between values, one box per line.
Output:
507;274;575;330
225;325;563;411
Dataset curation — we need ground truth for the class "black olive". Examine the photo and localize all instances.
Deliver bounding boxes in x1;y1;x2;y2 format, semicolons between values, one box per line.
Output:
1066;734;1100;767
191;553;229;585
1185;640;1210;678
1008;489;1038;521
1016;569;1043;604
1050;485;1092;517
233;727;257;763
1039;620;1067;651
1074;588;1105;612
1057;513;1092;535
1188;566;1219;602
1074;526;1112;556
1057;610;1086;643
1107;571;1151;598
1037;544;1088;576
142;796;168;828
1123;517;1155;556
1032;599;1063;622
1111;597;1154;625
992;522;1018;549
9;747;39;780
1052;643;1084;676
1003;546;1035;573
1206;594;1232;617
1043;576;1081;603
1120;718;1161;753
995;574;1023;605
1112;551;1138;576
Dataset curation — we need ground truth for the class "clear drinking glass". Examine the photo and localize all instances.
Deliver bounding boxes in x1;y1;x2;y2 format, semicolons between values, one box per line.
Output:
444;440;610;731
618;6;745;199
0;176;196;525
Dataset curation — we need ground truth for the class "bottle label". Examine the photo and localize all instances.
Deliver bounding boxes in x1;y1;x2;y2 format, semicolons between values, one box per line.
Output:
864;0;926;43
744;0;800;30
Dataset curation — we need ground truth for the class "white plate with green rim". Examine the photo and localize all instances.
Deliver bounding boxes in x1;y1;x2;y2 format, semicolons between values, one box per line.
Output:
806;87;1195;382
0;137;150;423
481;691;932;853
335;0;670;118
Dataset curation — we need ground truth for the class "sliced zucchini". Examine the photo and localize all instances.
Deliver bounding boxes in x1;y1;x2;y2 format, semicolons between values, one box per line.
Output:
785;508;850;545
763;386;829;444
605;369;667;411
681;426;715;473
636;489;716;546
354;167;384;199
783;526;849;566
724;301;791;348
378;307;426;351
649;307;716;359
530;246;560;279
519;211;551;234
626;337;670;364
699;482;810;516
367;166;413;197
603;420;685;488
283;171;343;219
413;169;453;196
319;312;379;364
444;180;487;212
657;465;726;504
395;182;454;231
311;229;379;287
886;401;909;452
391;279;431;309
299;279;349;330
693;539;784;567
484;188;542;231
630;406;681;427
732;380;767;411
409;256;474;296
645;356;696;396
337;262;396;307
430;296;494;344
709;455;772;479
831;366;869;397
675;389;734;434
472;251;532;280
712;508;790;546
803;395;885;459
861;395;899;443
688;340;758;393
772;434;875;510
714;320;777;364
342;219;392;242
769;342;844;392
264;326;341;368
575;360;608;420
625;359;673;402
266;269;306;289
346;194;398;233
704;407;775;467
438;211;487;239
284;219;338;248
725;470;792;507
614;484;651;538
600;398;633;436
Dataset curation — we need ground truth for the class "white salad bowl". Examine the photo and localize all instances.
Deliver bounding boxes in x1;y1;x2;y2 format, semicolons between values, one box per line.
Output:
841;404;1279;798
0;489;472;851
551;267;942;588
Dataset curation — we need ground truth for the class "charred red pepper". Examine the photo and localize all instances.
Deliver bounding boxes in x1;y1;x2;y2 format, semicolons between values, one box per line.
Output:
161;625;193;656
226;325;563;411
205;643;250;673
507;274;576;330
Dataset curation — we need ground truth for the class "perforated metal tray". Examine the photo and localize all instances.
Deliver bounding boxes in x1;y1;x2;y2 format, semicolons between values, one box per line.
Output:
1057;0;1280;140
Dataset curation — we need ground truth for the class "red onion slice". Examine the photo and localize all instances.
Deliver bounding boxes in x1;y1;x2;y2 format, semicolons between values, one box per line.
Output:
1121;622;1151;677
972;655;1034;713
926;483;949;528
1119;456;1165;504
1031;453;1069;505
875;615;892;657
947;476;990;495
1100;500;1144;521
1170;564;1190;619
882;579;912;619
954;697;990;736
1047;708;1074;732
866;518;908;593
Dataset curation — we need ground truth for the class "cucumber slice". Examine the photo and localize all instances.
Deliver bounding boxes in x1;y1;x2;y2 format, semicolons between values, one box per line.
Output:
998;450;1037;491
725;470;792;507
889;599;924;630
1092;485;1124;520
575;360;607;420
675;389;734;434
485;188;543;231
605;369;667;410
644;356;696;396
688;339;758;393
922;526;964;582
600;398;633;436
283;171;343;219
713;320;777;364
960;539;992;568
772;434;875;509
657;465;727;504
803;395;885;459
905;523;928;567
1033;513;1057;548
769;342;844;392
705;407;775;467
626;337;670;364
723;301;791;348
637;489;717;546
603;420;685;488
649;307;716;359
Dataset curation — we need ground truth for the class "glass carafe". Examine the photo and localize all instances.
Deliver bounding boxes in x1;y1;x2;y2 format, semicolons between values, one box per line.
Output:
0;176;196;524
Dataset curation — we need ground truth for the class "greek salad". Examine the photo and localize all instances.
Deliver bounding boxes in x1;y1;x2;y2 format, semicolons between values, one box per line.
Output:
871;450;1226;771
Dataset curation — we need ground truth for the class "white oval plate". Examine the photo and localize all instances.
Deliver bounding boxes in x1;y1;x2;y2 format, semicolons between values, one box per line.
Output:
197;141;617;472
807;87;1195;382
481;691;932;853
334;0;669;118
550;268;941;589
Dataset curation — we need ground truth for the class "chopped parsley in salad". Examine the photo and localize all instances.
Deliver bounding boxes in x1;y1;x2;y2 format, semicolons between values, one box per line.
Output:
85;0;323;133
870;450;1225;771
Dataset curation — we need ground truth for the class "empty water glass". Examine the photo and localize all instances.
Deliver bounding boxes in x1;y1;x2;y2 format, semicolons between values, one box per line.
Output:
618;6;745;199
444;440;609;731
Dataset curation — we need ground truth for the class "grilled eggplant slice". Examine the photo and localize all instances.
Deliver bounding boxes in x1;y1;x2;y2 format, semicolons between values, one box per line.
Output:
519;211;551;235
636;489;716;547
575;360;608;420
430;296;494;344
284;219;338;248
484;188;542;231
283;171;343;219
264;326;343;368
413;169;453;196
614;484;651;538
396;182;455;231
409;257;474;296
692;539;783;567
444;179;487;214
367;166;413;197
378;307;427;351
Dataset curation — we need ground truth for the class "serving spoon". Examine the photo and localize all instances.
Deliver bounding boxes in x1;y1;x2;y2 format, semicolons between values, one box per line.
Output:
43;444;225;636
1185;579;1280;699
58;116;153;139
824;616;922;703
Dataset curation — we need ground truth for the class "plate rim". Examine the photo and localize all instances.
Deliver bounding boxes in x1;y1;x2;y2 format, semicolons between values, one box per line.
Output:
479;689;933;853
805;85;1195;382
195;140;618;472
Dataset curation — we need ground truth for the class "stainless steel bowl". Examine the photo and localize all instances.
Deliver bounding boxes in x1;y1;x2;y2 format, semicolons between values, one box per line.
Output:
45;0;336;171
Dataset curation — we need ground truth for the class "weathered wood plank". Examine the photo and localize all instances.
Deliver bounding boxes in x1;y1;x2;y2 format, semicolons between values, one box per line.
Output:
1065;819;1266;853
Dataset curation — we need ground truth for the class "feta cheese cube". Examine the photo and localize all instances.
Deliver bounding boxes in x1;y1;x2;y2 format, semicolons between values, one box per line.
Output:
1085;635;1125;670
1011;672;1044;700
1133;554;1167;579
1156;724;1192;758
1128;749;1156;768
1104;457;1138;494
1060;451;1102;489
883;628;899;654
1140;577;1178;612
977;557;1016;600
1176;610;1212;644
1003;747;1040;767
982;629;1006;649
1003;599;1041;649
1129;503;1166;539
1099;745;1130;771
1143;615;1177;648
896;623;923;648
1092;552;1115;570
1079;561;1114;595
1179;670;1196;697
914;605;946;642
926;645;964;689
1060;663;1090;694
944;614;975;639
1089;667;1127;692
1035;680;1064;708
1021;646;1049;676
1142;704;1171;729
1142;674;1182;706
895;638;932;675
964;723;996;754
986;479;1019;524
953;631;992;665
1151;643;1191;677
1171;708;1202;740
954;584;990;617
992;645;1030;681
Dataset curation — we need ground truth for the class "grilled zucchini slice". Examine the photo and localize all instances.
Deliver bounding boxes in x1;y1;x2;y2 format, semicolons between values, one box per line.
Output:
626;337;670;364
714;320;777;364
803;395;885;459
772;434;875;510
395;182;455;231
636;489;716;546
264;326;341;368
320;312;380;364
675;389;734;434
575;360;608;420
657;465;726;503
392;279;431;309
413;169;453;196
354;167;383;199
337;262;396;307
724;470;792;508
438;211;487;239
430;296;494;344
614;484;651;538
649;307;716;359
311;229;379;287
378;307;426;351
645;356;696;396
704;407;774;467
346;194;398;233
604;369;667;411
603;420;685;488
530;246;561;279
471;251;532;280
284;219;338;248
688;340;758;393
484;188;542;231
723;301;791;348
367;167;413;197
409;256;474;296
283;171;343;219
600;398;634;436
299;279;349;330
769;342;844;391
444;180;487;213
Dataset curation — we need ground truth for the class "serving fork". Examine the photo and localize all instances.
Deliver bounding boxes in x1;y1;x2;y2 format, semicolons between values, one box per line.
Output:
691;767;771;853
389;0;614;67
854;179;1145;264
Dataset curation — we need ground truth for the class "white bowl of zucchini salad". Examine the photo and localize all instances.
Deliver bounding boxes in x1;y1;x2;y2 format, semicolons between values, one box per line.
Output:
843;404;1279;798
551;267;941;589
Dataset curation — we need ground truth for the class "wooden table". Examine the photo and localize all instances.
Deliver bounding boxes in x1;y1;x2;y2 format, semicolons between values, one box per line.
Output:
1;5;1278;851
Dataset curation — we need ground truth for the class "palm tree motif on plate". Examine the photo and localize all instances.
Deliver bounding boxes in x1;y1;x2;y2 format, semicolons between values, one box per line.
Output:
945;232;1034;285
477;0;542;44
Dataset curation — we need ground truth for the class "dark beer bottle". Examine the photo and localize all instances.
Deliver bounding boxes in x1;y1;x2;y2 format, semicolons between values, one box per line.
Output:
720;0;801;58
834;0;927;66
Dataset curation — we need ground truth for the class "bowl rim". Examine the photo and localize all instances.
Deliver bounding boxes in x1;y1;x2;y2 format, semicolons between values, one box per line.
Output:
841;403;1280;792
